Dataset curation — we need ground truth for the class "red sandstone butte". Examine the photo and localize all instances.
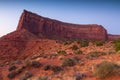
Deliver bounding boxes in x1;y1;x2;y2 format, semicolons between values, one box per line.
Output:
17;10;108;40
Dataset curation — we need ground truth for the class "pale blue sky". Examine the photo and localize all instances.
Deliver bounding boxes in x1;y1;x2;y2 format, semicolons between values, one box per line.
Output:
0;0;120;37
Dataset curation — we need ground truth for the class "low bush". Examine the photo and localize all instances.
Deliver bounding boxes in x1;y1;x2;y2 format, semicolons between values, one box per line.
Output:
79;40;89;47
64;41;73;45
42;64;51;71
113;39;120;52
31;61;41;68
8;65;17;71
57;50;66;55
75;73;86;80
51;65;62;73
37;76;48;80
85;51;106;59
24;59;32;67
7;71;16;79
94;61;118;78
95;41;105;46
71;45;79;50
62;58;75;67
19;72;33;80
74;50;82;54
71;56;80;63
16;66;26;74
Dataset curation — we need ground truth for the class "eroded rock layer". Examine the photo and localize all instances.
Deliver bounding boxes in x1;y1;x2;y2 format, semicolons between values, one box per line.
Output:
17;10;108;40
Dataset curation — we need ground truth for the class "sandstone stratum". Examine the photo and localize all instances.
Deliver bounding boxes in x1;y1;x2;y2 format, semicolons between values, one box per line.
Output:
17;10;108;40
0;10;119;63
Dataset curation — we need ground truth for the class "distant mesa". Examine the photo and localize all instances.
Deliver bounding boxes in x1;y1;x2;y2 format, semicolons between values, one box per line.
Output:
17;10;108;40
0;10;120;63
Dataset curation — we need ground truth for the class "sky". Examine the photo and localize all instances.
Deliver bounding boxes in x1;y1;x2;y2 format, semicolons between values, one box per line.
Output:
0;0;120;37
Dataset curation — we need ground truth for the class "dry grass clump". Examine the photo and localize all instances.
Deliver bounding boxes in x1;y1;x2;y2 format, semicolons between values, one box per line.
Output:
85;51;106;59
62;58;75;67
94;61;119;79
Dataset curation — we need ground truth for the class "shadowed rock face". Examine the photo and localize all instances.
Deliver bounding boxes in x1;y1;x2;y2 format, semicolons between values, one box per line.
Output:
17;10;108;40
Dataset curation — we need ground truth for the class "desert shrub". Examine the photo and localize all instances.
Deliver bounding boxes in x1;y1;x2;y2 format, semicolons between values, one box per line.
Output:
71;56;80;63
113;40;120;52
79;40;89;47
95;41;105;46
62;58;75;67
7;71;16;79
117;50;120;54
71;45;79;50
37;76;48;80
57;50;66;55
94;61;118;78
64;41;73;45
115;43;120;52
42;64;51;71
19;72;33;80
16;66;26;74
74;50;82;54
74;73;86;80
113;39;120;43
51;65;62;73
31;61;41;68
31;53;41;59
8;65;17;71
24;59;32;67
58;56;64;60
107;50;115;55
85;51;106;59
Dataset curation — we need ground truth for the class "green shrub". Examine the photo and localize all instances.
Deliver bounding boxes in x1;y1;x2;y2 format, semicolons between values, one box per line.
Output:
113;39;120;52
113;39;120;43
7;71;16;79
62;58;75;67
95;41;105;46
8;65;17;71
64;41;73;45
71;56;80;63
85;51;106;59
79;40;89;47
51;65;62;73
42;64;51;71
71;45;79;50
19;72;33;80
94;61;118;78
24;59;32;67
74;50;82;54
31;61;41;68
75;73;86;80
37;76;48;80
57;50;66;55
16;66;25;74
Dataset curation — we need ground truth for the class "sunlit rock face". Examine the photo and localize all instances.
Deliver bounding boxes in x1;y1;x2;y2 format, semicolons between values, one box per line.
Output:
17;10;108;41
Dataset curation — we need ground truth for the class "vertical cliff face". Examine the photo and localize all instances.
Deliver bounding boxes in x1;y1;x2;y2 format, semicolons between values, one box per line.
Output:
17;10;108;40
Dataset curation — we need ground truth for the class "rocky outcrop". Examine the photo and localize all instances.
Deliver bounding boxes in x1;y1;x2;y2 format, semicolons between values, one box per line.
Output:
17;10;108;40
0;29;38;63
108;34;120;40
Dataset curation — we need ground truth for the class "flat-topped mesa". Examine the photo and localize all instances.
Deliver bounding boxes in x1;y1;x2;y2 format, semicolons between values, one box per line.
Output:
17;10;108;40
